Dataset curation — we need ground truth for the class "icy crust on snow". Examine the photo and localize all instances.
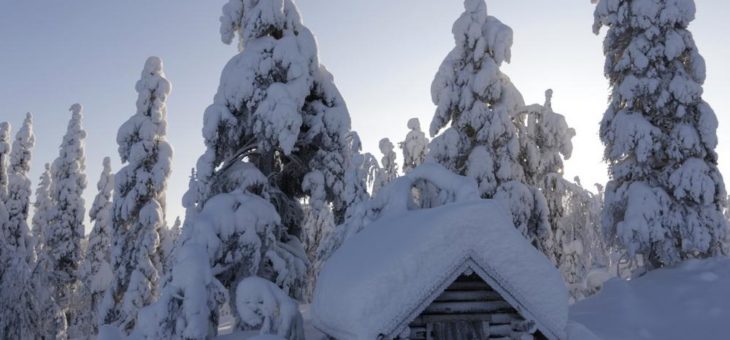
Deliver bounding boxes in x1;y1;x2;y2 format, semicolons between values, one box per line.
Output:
571;257;730;340
312;200;568;339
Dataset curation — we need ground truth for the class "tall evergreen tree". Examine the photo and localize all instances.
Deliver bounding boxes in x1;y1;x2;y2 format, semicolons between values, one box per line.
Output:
0;122;8;202
428;0;551;252
100;57;173;333
0;121;10;274
400;118;429;174
32;161;68;339
138;1;358;337
378;138;398;183
77;157;114;336
5;113;36;263
594;0;727;267
32;163;53;254
46;103;87;329
0;114;42;339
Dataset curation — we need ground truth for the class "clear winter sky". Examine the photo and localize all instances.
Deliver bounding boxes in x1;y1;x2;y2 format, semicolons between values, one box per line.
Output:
1;1;729;232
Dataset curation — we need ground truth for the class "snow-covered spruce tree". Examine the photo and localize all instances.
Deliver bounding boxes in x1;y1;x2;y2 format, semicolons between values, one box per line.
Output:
159;216;181;278
516;90;577;266
100;56;172;333
5;113;36;264
428;0;551;252
28;162;68;338
0;114;42;339
46;103;87;328
77;157;114;335
400;118;429;174
32;162;53;254
0;121;10;273
300;171;335;301
378;138;398;184
313;132;377;269
594;0;727;267
136;1;357;337
0;122;8;201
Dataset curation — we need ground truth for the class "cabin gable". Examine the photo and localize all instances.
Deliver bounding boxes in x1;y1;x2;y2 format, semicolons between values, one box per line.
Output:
385;257;555;340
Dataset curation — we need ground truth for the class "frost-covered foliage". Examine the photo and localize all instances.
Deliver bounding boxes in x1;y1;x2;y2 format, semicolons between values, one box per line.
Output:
517;90;575;187
32;163;53;254
0;122;10;271
0;122;8;201
27;162;68;338
4;113;35;264
543;176;605;301
77;157;114;336
0;256;41;339
138;1;358;336
378;138;398;184
301;172;335;301
101;57;173;333
189;0;353;225
311;132;376;281
515;91;576;261
160;216;182;277
45;104;87;323
428;0;551;252
594;0;727;267
399;118;429;173
236;276;305;340
137;178;307;339
0;114;41;339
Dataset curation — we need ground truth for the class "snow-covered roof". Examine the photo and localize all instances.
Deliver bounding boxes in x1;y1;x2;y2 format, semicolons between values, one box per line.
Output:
312;200;568;339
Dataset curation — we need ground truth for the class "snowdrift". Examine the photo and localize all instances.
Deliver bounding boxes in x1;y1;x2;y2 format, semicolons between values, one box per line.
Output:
571;257;730;340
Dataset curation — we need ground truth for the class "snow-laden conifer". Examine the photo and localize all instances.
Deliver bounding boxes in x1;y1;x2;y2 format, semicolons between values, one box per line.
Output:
5;113;35;263
301;171;335;301
32;163;53;254
0;122;8;201
400;118;429;174
0;122;10;270
378;138;398;184
45;103;87;331
77;157;114;335
100;56;172;333
428;0;551;252
594;0;727;267
159;216;181;278
314;132;377;269
0;114;41;338
139;1;357;337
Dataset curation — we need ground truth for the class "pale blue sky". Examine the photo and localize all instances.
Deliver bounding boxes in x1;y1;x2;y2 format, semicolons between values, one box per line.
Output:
1;1;729;231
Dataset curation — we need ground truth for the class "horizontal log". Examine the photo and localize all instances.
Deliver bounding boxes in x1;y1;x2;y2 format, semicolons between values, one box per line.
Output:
448;281;491;290
435;290;502;302
411;313;522;325
424;301;514;314
489;324;513;337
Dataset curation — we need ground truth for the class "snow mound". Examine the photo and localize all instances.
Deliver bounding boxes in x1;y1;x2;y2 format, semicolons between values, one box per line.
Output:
571;257;730;340
312;200;568;339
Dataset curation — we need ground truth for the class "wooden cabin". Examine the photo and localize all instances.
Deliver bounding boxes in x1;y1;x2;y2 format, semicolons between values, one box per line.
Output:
407;273;546;340
311;171;568;340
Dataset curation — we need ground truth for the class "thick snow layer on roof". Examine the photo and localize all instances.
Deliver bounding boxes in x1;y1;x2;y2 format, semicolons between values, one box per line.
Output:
312;200;568;339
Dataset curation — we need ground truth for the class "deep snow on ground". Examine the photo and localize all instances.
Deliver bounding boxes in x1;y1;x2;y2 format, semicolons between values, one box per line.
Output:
571;256;730;340
217;305;324;340
217;257;730;339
